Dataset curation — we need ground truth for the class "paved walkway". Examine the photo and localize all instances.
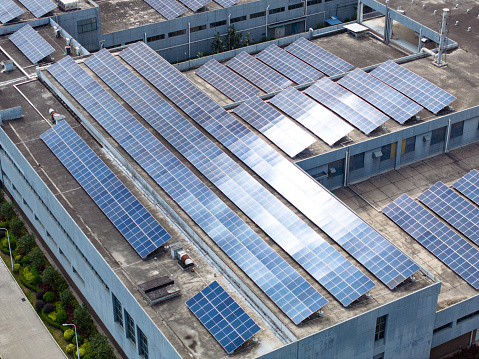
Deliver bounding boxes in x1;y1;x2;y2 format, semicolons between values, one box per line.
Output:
0;259;67;359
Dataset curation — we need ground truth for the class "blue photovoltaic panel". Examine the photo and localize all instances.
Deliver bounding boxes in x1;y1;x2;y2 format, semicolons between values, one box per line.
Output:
186;281;260;354
18;0;56;18
214;0;238;6
47;56;327;324
285;37;353;76
233;96;315;157
178;0;209;11
196;59;260;101
370;60;456;114
226;51;292;94
41;121;171;258
418;181;479;245
143;0;186;19
0;0;23;24
269;87;353;146
87;49;374;307
453;170;479;206
119;42;419;290
9;25;54;64
255;44;323;84
338;68;423;124
383;194;479;289
304;77;389;135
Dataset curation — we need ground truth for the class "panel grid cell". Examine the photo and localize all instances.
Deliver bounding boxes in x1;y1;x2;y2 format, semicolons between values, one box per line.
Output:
285;37;353;76
338;68;423;124
269;87;353;146
370;60;456;114
186;281;260;354
453;170;479;206
178;0;209;12
143;0;187;20
18;0;56;18
383;194;479;289
0;0;23;24
304;77;389;134
255;44;323;84
9;24;55;64
41;121;171;258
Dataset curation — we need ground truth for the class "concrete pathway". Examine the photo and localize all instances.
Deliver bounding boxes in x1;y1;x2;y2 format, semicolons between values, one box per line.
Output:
0;259;67;359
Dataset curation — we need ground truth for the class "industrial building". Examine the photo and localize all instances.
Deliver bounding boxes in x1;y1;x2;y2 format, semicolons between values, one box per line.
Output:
1;0;479;358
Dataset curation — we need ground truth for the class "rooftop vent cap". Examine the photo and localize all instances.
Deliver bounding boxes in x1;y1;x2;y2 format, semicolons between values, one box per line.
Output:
372;150;383;158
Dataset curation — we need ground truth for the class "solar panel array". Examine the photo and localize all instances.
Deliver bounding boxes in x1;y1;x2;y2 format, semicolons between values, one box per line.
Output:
233;96;315;157
41;121;171;258
304;77;389;135
87;48;375;307
418;181;479;245
453;170;479;206
226;51;292;94
269;87;353;146
18;0;56;18
178;0;209;11
9;25;55;64
338;68;423;124
143;0;187;19
120;42;419;291
370;60;456;114
196;59;260;102
255;44;323;84
186;281;260;354
383;194;479;289
285;37;353;76
48;56;327;325
0;0;23;24
214;0;238;6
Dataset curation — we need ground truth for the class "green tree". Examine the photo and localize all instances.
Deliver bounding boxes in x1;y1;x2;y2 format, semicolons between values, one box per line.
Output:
29;247;45;271
227;25;242;50
0;202;14;221
88;334;114;359
244;32;254;46
9;217;24;237
60;288;74;308
42;266;61;290
211;32;223;54
17;233;35;255
74;304;93;333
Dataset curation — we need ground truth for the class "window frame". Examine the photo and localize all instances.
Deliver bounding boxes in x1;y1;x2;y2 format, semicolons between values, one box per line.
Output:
431;127;447;145
112;294;124;328
450;121;464;139
375;315;387;341
125;310;136;345
349;152;365;171
137;326;149;359
77;18;97;34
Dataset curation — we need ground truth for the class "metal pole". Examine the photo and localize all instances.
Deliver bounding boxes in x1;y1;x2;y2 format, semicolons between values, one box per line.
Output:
227;14;231;50
0;228;13;271
436;8;449;66
344;149;350;187
188;22;191;60
265;5;270;38
304;0;307;32
444;119;452;153
417;28;423;53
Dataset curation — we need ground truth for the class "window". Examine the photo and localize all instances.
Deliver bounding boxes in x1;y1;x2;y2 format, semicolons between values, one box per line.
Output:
288;2;304;10
168;29;186;37
431;127;446;145
72;266;85;285
59;248;71;266
457;310;479;324
77;18;97;34
190;24;206;32
35;214;45;232
23;198;33;214
380;143;397;161
112;294;123;328
349;153;365;171
307;0;322;5
46;231;57;247
401;136;416;154
210;20;227;28
147;34;165;42
230;15;246;23
450;121;464;139
125;310;136;345
328;159;344;177
250;11;266;19
137;327;149;358
375;315;387;341
269;7;285;15
433;322;452;333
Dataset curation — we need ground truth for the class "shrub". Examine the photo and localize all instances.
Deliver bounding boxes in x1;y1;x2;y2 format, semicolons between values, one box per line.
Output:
0;221;8;228
0;202;14;221
9;217;24;237
66;343;76;354
28;247;45;271
13;263;20;273
43;303;55;314
64;329;75;341
36;290;47;300
60;288;74;308
14;254;21;262
23;266;41;286
19;266;40;291
43;291;55;303
17;233;35;255
48;310;58;322
74;304;93;333
76;347;86;358
88;334;115;359
21;254;31;265
56;308;67;324
35;300;46;311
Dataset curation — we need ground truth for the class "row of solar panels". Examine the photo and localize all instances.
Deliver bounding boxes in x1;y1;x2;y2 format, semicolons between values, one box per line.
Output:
383;170;479;290
0;0;56;23
9;24;55;64
145;0;238;20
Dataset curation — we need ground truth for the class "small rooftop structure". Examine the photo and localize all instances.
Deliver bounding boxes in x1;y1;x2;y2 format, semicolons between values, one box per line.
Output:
138;276;180;305
343;23;369;38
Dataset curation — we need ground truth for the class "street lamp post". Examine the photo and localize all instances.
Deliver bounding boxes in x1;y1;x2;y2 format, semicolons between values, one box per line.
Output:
0;228;13;271
63;323;80;359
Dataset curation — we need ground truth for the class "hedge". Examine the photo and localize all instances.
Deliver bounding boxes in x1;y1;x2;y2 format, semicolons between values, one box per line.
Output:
41;310;66;331
19;267;40;292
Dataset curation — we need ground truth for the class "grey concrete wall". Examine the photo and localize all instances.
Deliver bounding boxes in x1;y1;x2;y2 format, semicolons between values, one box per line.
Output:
0;106;22;123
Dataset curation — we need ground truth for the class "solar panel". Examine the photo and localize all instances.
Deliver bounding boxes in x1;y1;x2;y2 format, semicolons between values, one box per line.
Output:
186;281;260;354
383;194;479;289
41;121;171;258
338;68;423;124
119;42;419;291
453;170;479;206
178;0;208;11
47;56;327;324
255;44;323;84
143;0;186;19
87;49;374;307
18;0;56;18
370;60;456;114
9;25;55;64
225;51;292;93
233;96;315;157
196;59;260;102
285;37;353;76
418;181;479;245
0;0;23;24
214;0;238;7
269;87;353;146
304;77;389;135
